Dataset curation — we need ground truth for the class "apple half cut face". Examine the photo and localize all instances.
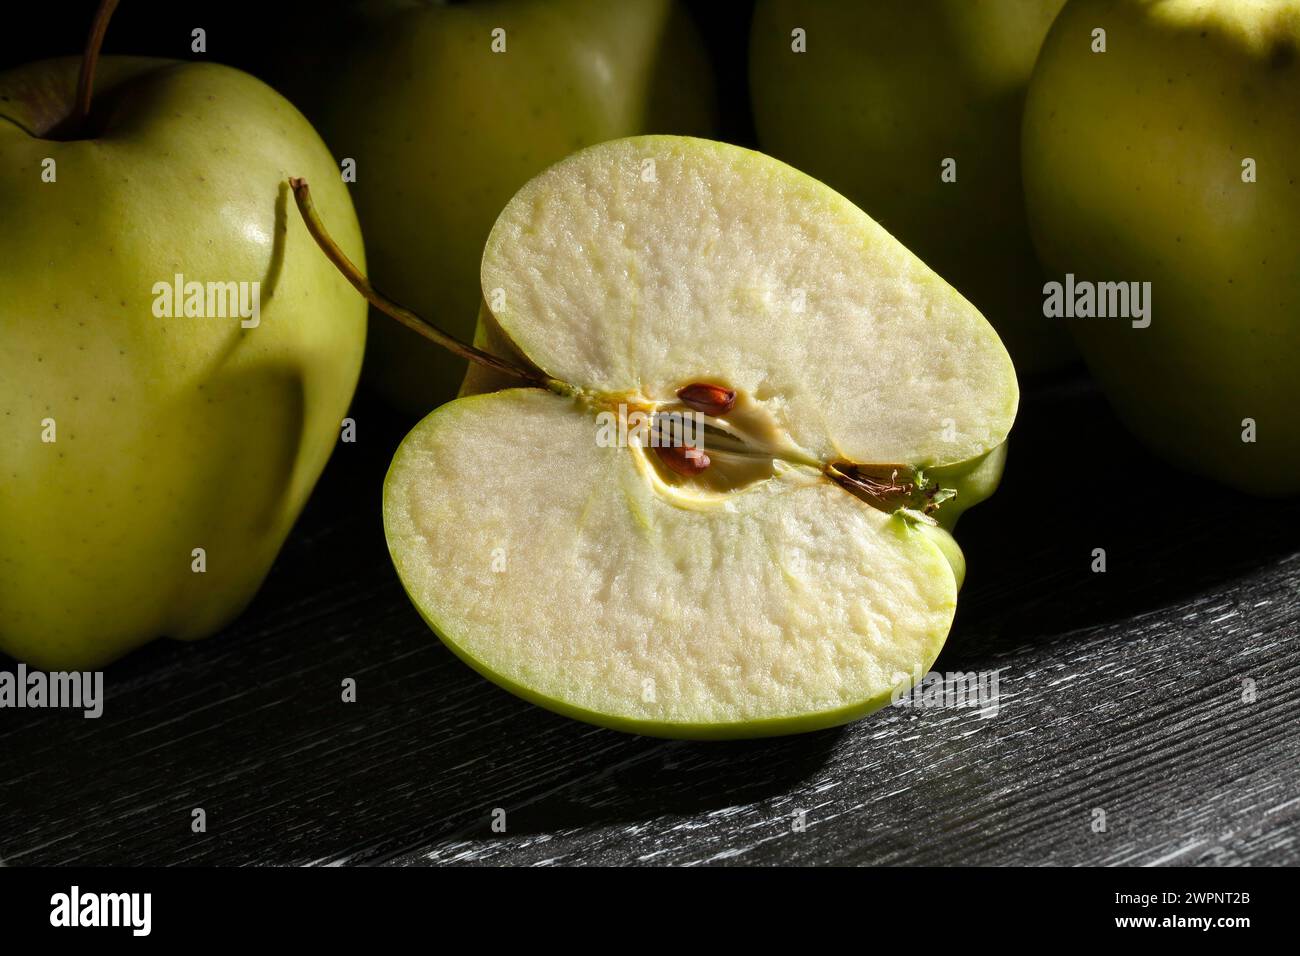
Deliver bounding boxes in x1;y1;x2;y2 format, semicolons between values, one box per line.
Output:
384;136;1018;738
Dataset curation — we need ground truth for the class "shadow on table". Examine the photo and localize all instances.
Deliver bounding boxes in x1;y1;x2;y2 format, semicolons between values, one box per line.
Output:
421;717;848;849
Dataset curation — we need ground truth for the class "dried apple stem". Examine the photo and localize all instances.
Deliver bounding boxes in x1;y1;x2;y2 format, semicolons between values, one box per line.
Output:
73;0;120;131
289;177;574;397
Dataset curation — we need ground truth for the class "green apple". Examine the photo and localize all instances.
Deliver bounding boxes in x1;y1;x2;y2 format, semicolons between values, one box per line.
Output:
749;0;1072;375
301;0;715;414
1023;0;1300;495
0;58;367;669
361;136;1019;738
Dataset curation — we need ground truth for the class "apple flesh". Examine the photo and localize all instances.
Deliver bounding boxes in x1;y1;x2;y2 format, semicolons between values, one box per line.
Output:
749;0;1072;375
1022;0;1300;495
305;0;716;413
383;137;1018;738
0;58;367;669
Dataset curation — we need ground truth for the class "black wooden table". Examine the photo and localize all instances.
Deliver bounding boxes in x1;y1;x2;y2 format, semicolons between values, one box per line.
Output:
2;375;1297;866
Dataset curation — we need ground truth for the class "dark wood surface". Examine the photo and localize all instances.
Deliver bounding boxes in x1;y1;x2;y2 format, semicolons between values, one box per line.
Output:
2;374;1297;867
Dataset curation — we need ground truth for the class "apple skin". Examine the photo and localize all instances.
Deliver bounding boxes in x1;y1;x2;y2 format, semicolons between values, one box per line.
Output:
392;575;939;740
301;0;716;414
0;58;367;669
1023;0;1300;496
749;0;1072;375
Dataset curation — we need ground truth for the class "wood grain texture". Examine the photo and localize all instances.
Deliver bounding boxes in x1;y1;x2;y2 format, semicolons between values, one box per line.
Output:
1;377;1297;867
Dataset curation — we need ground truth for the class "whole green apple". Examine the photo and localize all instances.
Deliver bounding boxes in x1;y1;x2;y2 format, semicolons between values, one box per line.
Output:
749;0;1072;374
298;0;715;414
0;58;367;669
1023;0;1300;495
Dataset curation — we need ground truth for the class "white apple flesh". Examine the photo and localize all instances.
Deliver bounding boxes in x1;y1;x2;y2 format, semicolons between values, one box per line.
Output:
381;137;1019;737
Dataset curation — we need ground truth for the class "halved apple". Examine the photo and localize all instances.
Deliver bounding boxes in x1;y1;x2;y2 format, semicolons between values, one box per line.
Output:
380;136;1018;738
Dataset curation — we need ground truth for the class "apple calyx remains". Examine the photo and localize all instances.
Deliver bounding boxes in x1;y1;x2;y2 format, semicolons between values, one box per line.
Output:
290;178;956;521
828;462;956;521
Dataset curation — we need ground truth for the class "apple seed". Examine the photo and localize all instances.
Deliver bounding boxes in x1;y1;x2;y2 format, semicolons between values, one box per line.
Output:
654;443;711;477
676;382;736;416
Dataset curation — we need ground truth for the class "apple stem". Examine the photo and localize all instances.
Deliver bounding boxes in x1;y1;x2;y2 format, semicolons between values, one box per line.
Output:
73;0;120;132
289;178;574;397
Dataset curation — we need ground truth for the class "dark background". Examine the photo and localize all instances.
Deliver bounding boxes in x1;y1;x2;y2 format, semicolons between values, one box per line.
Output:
0;0;760;144
1;1;1297;866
